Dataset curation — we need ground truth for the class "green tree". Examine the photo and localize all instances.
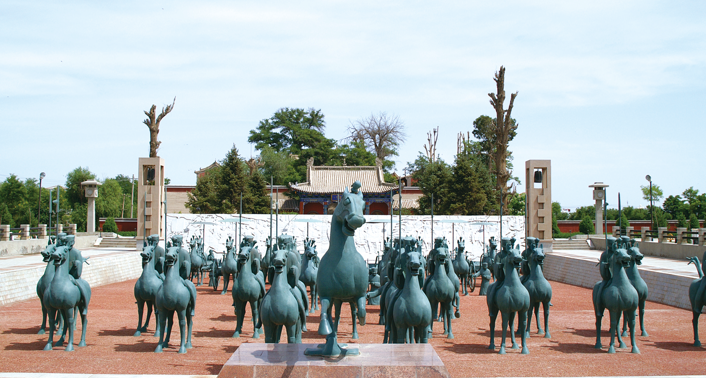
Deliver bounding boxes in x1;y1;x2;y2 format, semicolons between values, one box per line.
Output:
71;203;88;232
552;217;561;236
579;216;595;234
508;193;525;216
186;167;222;214
0;203;13;226
619;213;630;232
246;170;272;214
641;183;664;203
689;213;700;230
334;141;377;167
103;217;118;233
0;174;27;227
445;149;494;215
663;195;686;219
654;208;668;228
552;202;569;220
410;154;452;215
114;174;138;217
569;206;595;221
259;146;295;186
95;179;123;219
219;146;250;213
677;212;688;228
65;167;96;208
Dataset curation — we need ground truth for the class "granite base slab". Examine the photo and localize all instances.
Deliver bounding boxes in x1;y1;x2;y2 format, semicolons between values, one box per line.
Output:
217;343;450;378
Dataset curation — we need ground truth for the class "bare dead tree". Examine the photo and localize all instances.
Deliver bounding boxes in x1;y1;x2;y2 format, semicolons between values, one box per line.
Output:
488;66;518;209
424;126;439;163
143;97;176;157
347;112;406;162
246;157;264;176
457;131;471;155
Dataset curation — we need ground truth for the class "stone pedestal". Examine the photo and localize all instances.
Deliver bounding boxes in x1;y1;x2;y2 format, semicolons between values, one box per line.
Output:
217;343;449;378
38;224;47;239
20;224;30;240
642;227;650;242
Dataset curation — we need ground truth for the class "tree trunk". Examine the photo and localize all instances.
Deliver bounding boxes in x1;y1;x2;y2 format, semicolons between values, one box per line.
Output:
488;66;518;209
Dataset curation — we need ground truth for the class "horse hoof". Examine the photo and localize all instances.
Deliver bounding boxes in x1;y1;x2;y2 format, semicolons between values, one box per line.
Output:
621;331;628;337
78;341;86;347
186;342;193;349
521;347;529;355
511;343;519;350
694;341;702;347
594;343;602;349
631;346;640;354
447;333;454;340
134;331;141;337
499;347;506;355
352;333;359;340
65;346;74;352
54;341;63;347
544;333;551;339
43;343;53;351
232;332;240;338
155;346;163;353
253;332;260;339
608;346;615;354
641;332;649;337
619;342;626;349
537;330;545;336
38;329;45;335
178;347;187;354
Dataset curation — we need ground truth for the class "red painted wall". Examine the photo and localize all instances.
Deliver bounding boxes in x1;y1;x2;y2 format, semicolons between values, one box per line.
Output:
304;202;324;215
369;202;389;215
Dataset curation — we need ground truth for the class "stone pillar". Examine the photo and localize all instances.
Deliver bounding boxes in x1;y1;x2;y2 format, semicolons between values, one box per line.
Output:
699;228;706;246
57;224;63;234
676;227;687;244
81;180;101;233
68;224;77;235
20;224;30;240
641;227;650;242
658;227;667;243
137;157;165;250
525;160;552;251
612;226;621;237
0;225;10;241
589;183;608;235
626;226;634;238
39;224;47;239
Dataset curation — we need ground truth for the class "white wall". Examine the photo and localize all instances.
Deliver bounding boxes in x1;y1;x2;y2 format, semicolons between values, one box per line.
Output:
167;214;525;263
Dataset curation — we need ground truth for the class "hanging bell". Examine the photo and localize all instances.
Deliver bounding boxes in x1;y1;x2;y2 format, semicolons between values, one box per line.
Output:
533;169;543;184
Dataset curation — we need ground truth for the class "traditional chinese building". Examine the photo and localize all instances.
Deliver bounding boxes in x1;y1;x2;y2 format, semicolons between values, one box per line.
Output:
289;158;400;215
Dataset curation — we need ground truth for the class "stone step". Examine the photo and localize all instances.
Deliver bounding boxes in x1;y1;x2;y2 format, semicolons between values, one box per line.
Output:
98;238;136;249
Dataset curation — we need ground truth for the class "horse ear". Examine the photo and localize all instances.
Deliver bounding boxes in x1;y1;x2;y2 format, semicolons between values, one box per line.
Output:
344;186;349;194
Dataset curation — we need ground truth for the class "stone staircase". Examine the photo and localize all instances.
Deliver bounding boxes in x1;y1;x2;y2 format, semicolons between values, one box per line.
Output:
97;237;136;249
552;238;591;250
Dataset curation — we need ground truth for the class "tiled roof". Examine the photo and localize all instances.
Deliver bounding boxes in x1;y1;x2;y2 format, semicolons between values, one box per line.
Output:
393;198;419;210
274;199;299;211
290;165;397;194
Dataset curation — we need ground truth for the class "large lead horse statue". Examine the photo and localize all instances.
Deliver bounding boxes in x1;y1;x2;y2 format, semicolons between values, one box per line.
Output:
424;244;457;339
37;235;59;335
43;243;91;351
155;242;196;354
305;182;368;357
189;236;205;286
134;235;164;337
620;237;648;337
487;237;530;354
388;249;431;343
522;237;552;338
593;237;640;354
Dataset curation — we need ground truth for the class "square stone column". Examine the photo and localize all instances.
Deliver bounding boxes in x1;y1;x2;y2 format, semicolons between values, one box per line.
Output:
0;225;10;241
38;224;47;239
525;160;552;251
677;227;687;244
20;224;30;240
137;157;165;250
658;227;667;243
699;228;706;246
641;227;650;242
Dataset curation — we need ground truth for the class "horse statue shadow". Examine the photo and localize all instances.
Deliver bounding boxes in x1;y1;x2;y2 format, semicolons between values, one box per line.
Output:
134;235;164;337
522;237;552;338
424;244;457;339
305;182;368;357
593;237;640;354
300;238;320;313
388;249;431;343
620;237;648;337
232;244;265;338
453;237;471;296
43;243;91;351
487;237;530;354
257;248;305;343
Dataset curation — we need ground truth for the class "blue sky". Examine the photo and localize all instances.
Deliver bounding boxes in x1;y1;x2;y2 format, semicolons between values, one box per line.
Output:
1;1;704;211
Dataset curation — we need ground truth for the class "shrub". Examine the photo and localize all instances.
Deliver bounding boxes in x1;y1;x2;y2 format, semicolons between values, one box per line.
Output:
689;213;700;230
579;216;595;235
103;217;118;233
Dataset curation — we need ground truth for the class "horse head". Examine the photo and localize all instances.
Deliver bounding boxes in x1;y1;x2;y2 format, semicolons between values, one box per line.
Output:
141;245;155;264
50;245;69;267
506;244;523;269
613;244;631;269
531;243;545;266
406;250;422;277
334;182;366;236
225;236;234;252
435;246;449;264
237;245;252;268
171;234;183;248
272;248;288;274
305;239;317;260
457;237;465;253
165;245;179;268
627;240;644;266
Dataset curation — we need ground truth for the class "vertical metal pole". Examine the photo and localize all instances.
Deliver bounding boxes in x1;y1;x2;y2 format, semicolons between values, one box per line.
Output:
276;190;279;237
143;191;147;245
164;184;168;246
431;192;434;245
500;194;503;241
48;189;52;235
239;192;243;244
604;188;608;243
649;181;654;231
130;174;135;218
270;176;273;243
56;187;60;230
398;178;402;248
618;193;622;236
37;176;43;222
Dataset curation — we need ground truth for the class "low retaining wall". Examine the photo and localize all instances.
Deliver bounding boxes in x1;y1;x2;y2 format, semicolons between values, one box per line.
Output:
0;251;142;306
543;251;696;310
590;237;705;261
0;235;99;258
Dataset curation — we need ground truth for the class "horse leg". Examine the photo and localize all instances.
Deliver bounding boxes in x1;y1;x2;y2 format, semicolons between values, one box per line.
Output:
626;310;640;354
263;321;274;343
55;309;69;347
39;299;47;335
693;311;701;347
186;306;193;349
286;323;297;344
639;299;648;337
221;274;229;295
356;295;367;326
44;308;57;350
429;300;438;335
444;302;454;339
525;304;534;337
508;311;518;349
608;310;619;354
154;309;166;353
313;284;319;311
454;292;460;318
275;325;283;344
488;312;497;350
143;301;154;334
519;309;529;354
177;309;187;354
64;307;75;352
542;301;551;338
250;300;260;339
350;302;359;340
595;313;603;349
164;310;174;347
499;311;509;354
621;310;630;337
318;297;333;336
333;300;343;335
77;308;88;347
233;300;245;337
616;311;626;348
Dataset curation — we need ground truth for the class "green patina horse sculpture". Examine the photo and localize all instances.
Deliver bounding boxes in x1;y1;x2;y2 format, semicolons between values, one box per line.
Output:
134;235;164;337
189;236;205;286
453;237;472;296
232;244;265;338
687;254;706;346
593;237;640;354
522;237;552;338
257;247;304;343
37;235;60;335
305;182;368;357
487;237;530;354
424;245;456;339
299;238;319;313
155;242;196;354
221;236;238;295
389;249;431;343
621;237;648;337
260;236;273;284
43;244;91;351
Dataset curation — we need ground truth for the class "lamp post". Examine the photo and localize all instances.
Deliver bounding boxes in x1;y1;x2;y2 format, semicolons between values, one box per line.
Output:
646;175;653;232
37;172;45;222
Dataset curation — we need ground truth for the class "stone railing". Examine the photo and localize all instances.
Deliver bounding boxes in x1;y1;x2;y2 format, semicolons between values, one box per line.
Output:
0;224;77;241
612;225;706;246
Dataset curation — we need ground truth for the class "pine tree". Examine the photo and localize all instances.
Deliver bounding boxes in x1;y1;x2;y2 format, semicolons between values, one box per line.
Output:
246;170;272;214
219;146;250;214
0;203;13;227
446;152;489;215
186;168;223;214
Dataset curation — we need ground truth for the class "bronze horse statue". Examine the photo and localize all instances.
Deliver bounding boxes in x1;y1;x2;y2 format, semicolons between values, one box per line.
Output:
305;182;368;357
133;235;164;337
522;237;552;338
231;245;265;338
299;238;320;313
687;254;706;346
221;236;238;294
388;249;431;343
257;248;305;343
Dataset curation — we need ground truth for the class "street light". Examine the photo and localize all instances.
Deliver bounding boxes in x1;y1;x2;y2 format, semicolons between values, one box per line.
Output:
37;172;45;223
646;175;653;232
